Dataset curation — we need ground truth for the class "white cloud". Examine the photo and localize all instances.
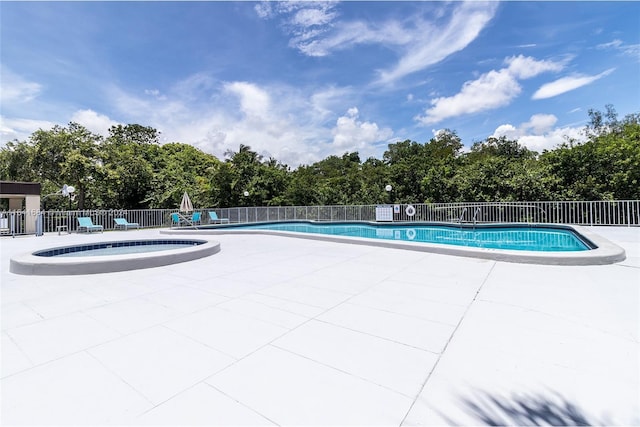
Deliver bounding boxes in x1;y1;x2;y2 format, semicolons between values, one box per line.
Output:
532;68;615;99
524;114;557;134
505;55;565;79
491;113;585;152
291;6;337;28
416;55;565;125
0;116;56;143
331;107;393;157
70;109;120;137
377;2;499;85
310;86;356;122
107;74;390;167
256;1;339;56
597;39;640;61
0;67;42;104
258;1;498;85
224;81;271;119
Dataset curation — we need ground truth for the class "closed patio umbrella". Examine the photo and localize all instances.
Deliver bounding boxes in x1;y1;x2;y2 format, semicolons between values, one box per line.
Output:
180;192;193;213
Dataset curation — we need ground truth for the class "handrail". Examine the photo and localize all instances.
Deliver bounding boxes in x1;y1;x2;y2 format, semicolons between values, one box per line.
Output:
473;207;481;226
458;207;468;224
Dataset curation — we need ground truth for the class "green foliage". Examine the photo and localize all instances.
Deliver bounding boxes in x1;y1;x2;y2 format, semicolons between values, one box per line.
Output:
1;106;637;209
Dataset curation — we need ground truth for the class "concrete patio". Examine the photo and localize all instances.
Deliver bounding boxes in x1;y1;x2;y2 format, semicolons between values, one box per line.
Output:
1;226;638;425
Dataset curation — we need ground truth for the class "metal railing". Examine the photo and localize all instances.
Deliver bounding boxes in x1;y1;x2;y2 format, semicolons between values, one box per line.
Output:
1;200;638;236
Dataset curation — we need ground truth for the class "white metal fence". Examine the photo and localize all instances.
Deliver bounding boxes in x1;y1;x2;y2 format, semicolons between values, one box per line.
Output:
1;200;639;236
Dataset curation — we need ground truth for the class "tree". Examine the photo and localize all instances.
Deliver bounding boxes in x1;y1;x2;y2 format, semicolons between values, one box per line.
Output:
96;124;160;209
29;123;102;209
421;130;464;202
540;109;640;200
383;140;429;202
454;136;549;202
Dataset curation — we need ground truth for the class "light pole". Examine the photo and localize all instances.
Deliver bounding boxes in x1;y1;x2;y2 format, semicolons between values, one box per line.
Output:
243;191;249;223
62;185;76;211
385;184;392;204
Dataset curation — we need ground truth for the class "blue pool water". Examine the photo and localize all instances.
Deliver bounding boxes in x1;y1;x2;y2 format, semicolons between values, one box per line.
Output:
35;240;204;257
220;222;591;252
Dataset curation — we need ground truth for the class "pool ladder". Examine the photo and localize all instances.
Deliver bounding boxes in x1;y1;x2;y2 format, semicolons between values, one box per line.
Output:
458;207;482;229
472;207;481;226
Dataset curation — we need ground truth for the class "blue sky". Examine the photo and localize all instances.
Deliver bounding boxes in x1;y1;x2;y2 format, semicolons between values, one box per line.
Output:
1;1;639;166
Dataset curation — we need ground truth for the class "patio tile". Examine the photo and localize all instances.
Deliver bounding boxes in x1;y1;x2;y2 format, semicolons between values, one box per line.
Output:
438;300;639;384
297;271;381;295
142;285;229;314
216;298;309;329
373;279;480;306
243;293;325;318
187;277;272;298
5;312;121;365
137;383;276;425
479;263;640;341
0;302;43;330
258;281;352;309
88;326;234;405
348;287;468;326
0;352;151;425
23;288;109;319
0;281;50;305
350;248;429;267
83;279;175;303
207;345;412;426
1;226;638;426
1;331;33;378
217;269;291;286
164;307;288;359
84;297;182;335
272;319;438;397
404;358;640;426
318;302;455;353
312;261;399;284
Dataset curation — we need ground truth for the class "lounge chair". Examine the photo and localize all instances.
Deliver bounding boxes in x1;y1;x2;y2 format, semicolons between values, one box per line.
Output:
208;211;229;224
77;217;103;233
171;213;183;227
191;212;202;225
171;212;192;227
114;218;139;230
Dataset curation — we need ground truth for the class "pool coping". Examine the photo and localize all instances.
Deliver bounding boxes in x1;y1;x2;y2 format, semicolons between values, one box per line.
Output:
160;222;626;266
9;238;221;275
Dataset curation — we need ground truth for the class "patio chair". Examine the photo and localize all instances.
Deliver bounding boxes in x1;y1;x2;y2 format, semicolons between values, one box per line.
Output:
171;213;184;228
114;218;139;230
191;212;202;225
171;212;192;228
77;217;104;233
208;211;230;224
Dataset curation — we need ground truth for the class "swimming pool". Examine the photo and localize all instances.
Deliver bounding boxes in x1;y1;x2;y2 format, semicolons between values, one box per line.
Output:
10;239;220;275
161;221;626;265
227;222;590;252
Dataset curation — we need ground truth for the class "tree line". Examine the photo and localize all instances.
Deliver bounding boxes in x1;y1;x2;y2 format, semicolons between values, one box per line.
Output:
1;105;638;210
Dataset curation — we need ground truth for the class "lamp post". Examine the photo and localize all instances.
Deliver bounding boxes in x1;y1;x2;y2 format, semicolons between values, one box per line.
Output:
62;185;75;211
385;184;392;204
243;191;249;223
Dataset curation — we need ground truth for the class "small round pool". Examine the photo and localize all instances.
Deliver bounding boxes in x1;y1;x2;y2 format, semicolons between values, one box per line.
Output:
10;239;220;275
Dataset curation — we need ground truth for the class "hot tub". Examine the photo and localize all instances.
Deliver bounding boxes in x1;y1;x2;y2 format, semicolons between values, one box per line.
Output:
10;239;220;275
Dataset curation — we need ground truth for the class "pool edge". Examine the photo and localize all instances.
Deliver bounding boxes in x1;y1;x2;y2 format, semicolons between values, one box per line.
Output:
10;239;221;275
160;223;626;266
